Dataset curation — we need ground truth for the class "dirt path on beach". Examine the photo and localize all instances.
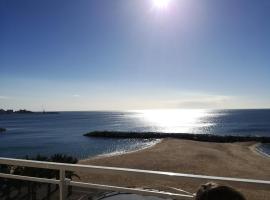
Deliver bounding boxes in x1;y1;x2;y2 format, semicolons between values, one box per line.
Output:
78;139;270;200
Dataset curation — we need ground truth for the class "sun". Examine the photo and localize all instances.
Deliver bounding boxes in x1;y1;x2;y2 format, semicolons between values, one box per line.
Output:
152;0;171;10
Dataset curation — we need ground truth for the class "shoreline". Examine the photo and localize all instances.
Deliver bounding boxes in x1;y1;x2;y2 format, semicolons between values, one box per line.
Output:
83;139;270;162
252;143;270;159
79;139;270;200
83;139;162;161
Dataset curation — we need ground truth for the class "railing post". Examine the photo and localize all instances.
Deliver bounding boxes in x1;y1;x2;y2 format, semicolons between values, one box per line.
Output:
59;169;66;200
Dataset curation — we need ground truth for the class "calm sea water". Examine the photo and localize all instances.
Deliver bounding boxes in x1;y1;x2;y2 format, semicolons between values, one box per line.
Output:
0;109;269;159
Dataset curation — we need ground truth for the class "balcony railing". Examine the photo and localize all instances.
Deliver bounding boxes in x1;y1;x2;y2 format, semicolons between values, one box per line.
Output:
0;157;270;200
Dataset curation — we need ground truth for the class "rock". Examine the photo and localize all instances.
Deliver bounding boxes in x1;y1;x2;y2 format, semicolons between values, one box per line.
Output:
0;128;6;132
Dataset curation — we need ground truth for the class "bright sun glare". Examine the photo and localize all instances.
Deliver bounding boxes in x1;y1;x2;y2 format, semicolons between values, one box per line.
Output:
152;0;171;10
133;109;212;133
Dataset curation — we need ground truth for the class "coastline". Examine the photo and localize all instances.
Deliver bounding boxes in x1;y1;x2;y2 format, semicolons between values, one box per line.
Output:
79;139;270;200
252;143;270;159
85;139;162;161
84;139;270;162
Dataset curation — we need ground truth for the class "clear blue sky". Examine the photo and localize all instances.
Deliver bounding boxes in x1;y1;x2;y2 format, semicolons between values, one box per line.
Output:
1;0;270;111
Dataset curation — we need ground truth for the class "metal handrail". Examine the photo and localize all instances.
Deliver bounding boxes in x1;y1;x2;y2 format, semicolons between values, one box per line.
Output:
0;157;270;200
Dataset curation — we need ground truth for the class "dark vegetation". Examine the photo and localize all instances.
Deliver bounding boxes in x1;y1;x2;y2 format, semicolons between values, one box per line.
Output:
84;131;270;143
0;154;79;200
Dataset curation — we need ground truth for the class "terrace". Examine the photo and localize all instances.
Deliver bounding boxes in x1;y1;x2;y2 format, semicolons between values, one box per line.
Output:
0;157;269;200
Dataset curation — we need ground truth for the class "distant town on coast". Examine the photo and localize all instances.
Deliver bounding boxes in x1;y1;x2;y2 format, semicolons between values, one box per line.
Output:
0;109;59;114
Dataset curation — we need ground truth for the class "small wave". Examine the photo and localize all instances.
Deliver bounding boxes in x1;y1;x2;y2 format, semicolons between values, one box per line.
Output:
94;139;161;159
256;144;270;158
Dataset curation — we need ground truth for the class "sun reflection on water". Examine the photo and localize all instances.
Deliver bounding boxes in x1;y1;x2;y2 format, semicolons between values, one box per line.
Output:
132;109;213;133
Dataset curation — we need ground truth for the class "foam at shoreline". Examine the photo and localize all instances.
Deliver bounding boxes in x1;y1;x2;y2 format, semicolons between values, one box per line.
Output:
256;143;270;158
84;139;162;160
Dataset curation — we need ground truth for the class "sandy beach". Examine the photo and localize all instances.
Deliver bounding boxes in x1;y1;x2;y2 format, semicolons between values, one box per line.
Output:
78;139;270;200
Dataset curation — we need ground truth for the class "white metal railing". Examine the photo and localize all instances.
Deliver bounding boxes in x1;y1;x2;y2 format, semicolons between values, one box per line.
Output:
0;157;270;200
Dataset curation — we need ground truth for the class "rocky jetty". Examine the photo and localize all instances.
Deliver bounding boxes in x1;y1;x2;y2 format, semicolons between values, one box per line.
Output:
84;131;270;143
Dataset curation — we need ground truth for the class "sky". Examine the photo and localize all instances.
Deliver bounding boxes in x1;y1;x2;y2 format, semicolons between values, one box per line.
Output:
1;0;270;111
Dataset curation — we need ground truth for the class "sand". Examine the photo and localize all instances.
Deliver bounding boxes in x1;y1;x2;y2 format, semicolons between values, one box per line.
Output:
78;139;270;200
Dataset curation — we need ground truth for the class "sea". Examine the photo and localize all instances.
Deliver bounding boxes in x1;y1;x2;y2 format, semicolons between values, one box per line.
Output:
0;109;270;159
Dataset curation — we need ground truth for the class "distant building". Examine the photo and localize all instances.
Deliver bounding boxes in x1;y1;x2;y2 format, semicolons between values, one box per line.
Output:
15;109;33;114
0;109;34;114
